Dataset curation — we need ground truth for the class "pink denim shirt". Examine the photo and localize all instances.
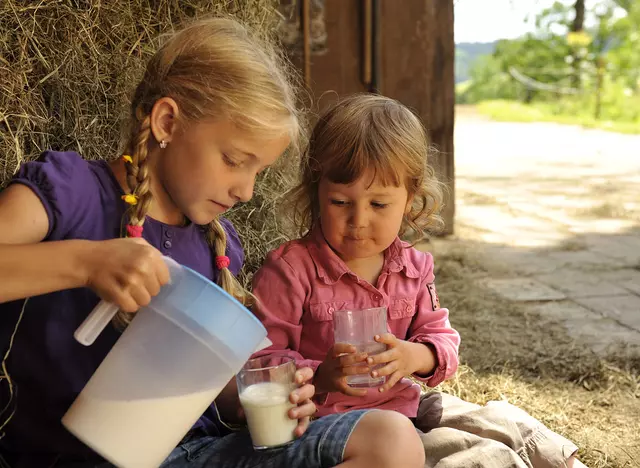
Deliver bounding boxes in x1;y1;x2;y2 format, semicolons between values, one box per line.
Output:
252;228;460;418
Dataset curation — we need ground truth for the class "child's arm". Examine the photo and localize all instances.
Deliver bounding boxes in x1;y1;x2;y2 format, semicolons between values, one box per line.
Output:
366;253;460;392
0;240;94;303
404;254;460;387
253;256;370;397
251;254;318;369
0;184;89;301
252;253;370;397
0;184;168;309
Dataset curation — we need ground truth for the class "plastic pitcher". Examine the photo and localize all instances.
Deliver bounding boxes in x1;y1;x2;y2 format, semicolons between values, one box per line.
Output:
62;257;269;468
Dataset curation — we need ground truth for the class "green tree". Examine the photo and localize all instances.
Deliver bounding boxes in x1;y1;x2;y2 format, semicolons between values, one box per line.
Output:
607;1;640;89
462;0;638;106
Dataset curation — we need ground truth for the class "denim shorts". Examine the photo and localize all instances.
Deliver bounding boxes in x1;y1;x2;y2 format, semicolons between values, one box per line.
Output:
160;410;370;468
1;411;369;468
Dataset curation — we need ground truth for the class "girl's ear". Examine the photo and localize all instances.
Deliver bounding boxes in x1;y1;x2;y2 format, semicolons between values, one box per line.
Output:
405;194;414;214
149;97;180;146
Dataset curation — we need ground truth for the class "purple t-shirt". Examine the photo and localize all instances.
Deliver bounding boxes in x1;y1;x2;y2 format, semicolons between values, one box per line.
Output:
0;151;245;461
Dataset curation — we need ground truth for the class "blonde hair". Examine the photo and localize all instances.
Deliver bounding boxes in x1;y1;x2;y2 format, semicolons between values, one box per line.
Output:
118;17;301;327
289;93;444;241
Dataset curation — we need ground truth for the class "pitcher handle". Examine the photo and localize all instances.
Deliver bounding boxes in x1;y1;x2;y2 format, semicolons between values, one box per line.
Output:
74;300;119;346
74;256;182;346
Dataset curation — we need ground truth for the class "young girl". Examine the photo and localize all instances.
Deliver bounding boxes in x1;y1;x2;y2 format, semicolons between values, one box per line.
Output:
252;94;586;468
0;20;425;468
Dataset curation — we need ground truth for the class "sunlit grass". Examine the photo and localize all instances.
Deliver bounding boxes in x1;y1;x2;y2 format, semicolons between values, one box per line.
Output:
477;100;640;135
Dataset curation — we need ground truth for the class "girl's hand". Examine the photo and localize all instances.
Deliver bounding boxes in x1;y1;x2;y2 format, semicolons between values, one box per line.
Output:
288;367;318;437
366;333;437;393
313;343;371;397
84;238;170;313
217;366;322;438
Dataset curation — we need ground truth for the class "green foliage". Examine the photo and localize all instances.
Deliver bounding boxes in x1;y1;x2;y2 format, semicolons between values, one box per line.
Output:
608;1;640;89
455;42;497;84
458;0;640;129
477;95;640;134
458;53;518;103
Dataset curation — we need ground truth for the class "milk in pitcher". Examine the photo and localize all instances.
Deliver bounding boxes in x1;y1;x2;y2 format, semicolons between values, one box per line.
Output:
63;386;222;468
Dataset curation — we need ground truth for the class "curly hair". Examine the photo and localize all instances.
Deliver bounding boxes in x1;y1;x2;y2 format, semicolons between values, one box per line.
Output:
288;93;444;242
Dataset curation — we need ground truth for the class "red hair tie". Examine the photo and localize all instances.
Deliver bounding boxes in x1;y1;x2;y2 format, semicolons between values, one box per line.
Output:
216;255;231;269
126;224;144;238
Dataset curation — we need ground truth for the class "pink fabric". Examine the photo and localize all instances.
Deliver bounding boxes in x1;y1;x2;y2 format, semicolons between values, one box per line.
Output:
126;224;143;238
252;228;460;418
216;255;231;269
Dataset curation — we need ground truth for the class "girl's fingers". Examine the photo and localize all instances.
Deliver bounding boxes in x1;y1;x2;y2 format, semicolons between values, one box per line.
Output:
374;333;398;346
129;284;151;310
295;416;311;437
339;352;369;367
338;379;368;397
371;360;399;378
289;399;316;421
144;273;162;298
341;364;371;376
332;342;358;356
112;290;139;314
294;367;314;385
291;383;315;404
378;371;404;393
154;256;171;286
366;348;397;366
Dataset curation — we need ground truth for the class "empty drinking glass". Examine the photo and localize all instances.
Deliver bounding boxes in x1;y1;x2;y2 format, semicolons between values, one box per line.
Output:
332;307;388;388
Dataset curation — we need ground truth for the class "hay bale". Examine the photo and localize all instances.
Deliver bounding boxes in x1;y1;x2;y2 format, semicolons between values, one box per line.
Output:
0;0;296;279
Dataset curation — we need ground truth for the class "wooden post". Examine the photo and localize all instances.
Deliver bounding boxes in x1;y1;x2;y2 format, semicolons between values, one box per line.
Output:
362;0;372;88
595;56;604;121
379;0;456;234
293;0;367;110
571;0;585;89
301;0;312;88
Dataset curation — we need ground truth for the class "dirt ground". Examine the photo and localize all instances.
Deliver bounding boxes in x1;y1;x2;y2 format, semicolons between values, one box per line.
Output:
427;240;639;468
424;109;640;468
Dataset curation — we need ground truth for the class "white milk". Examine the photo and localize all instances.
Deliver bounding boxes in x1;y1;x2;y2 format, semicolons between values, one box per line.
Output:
239;382;297;448
62;387;222;468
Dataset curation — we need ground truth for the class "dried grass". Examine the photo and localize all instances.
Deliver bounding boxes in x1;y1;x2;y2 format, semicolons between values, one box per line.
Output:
426;240;640;468
227;156;299;286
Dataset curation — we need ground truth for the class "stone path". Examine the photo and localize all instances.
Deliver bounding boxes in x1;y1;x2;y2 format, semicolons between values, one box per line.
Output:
450;109;640;355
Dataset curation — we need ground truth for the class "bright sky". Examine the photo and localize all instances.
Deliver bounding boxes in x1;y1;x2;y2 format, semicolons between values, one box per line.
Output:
454;0;606;43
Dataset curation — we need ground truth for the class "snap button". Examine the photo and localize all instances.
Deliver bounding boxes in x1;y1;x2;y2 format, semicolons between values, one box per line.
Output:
165;230;173;238
328;307;335;313
164;240;172;249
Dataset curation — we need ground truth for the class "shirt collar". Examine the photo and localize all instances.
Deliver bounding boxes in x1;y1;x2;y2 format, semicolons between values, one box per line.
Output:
304;225;421;285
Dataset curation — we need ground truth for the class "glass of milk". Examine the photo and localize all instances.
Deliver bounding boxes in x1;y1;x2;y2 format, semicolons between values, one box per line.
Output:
236;356;298;450
333;307;388;388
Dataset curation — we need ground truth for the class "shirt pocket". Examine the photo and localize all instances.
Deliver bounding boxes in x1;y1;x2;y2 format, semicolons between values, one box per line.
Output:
388;297;417;320
308;301;352;322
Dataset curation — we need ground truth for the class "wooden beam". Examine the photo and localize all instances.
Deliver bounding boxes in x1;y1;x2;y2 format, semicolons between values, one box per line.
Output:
362;0;372;88
379;0;455;235
301;0;312;88
298;0;367;112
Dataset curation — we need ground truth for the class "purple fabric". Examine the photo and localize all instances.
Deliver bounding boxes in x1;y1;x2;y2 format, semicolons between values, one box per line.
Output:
0;151;245;460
